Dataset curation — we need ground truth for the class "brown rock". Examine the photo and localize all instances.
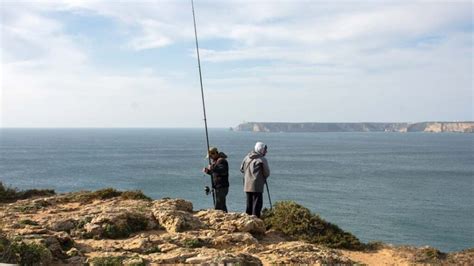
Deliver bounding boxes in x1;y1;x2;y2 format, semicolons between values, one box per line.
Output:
196;210;266;235
153;210;204;233
153;198;193;212
48;218;76;232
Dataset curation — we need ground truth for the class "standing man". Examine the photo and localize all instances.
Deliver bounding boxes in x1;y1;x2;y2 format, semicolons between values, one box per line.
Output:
203;147;229;212
240;141;270;218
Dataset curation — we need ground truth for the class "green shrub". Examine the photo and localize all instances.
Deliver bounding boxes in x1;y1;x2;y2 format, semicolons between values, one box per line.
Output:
103;223;129;239
5;241;53;265
63;188;152;204
183;238;207;248
0;236;15;263
0;182;55;203
19;189;55;199
12;199;51;213
120;190;152;201
89;256;123;266
144;246;161;254
365;241;385;251
414;247;446;263
0;182;18;202
103;213;148;239
76;216;93;229
18;219;39;226
262;201;364;250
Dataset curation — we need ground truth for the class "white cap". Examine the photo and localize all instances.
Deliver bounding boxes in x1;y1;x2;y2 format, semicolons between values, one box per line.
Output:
254;141;267;155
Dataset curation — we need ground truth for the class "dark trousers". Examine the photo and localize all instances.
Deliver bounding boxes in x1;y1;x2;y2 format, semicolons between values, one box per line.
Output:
215;187;228;212
246;192;263;218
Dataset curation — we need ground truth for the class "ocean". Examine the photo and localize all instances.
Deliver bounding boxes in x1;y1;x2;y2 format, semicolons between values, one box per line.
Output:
0;128;472;252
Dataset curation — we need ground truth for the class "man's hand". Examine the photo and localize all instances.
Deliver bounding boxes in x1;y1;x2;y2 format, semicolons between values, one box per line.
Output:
202;165;212;174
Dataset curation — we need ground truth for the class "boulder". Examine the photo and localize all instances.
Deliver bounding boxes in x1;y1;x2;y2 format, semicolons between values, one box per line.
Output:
153;198;193;212
153;210;204;233
48;218;76;232
196;210;266;235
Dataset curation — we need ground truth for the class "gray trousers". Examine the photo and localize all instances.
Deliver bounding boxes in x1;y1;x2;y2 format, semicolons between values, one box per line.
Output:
214;187;228;212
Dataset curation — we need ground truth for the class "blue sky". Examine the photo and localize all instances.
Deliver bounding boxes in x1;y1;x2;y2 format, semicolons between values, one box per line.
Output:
1;0;472;127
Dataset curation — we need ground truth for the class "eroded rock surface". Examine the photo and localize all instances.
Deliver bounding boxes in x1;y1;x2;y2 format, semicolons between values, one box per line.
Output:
1;192;471;265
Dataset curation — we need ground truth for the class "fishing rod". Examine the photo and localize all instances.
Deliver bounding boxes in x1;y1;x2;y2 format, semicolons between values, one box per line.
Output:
191;0;216;207
265;181;273;209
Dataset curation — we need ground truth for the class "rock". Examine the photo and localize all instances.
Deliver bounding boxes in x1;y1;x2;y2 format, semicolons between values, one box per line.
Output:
158;242;179;252
123;256;145;265
153;198;193;212
213;232;258;247
122;236;149;252
186;251;262;264
258;241;353;264
196;210;266;235
44;236;67;259
153;210;204;233
2;191;470;265
66;255;86;265
48;218;76;232
17;227;49;235
84;223;103;237
66;247;82;257
147;248;198;263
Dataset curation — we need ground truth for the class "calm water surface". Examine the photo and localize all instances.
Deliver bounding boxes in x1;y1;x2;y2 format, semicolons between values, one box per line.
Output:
0;128;472;252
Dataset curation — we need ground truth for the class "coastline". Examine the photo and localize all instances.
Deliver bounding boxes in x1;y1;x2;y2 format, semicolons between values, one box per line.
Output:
234;122;474;133
1;187;472;265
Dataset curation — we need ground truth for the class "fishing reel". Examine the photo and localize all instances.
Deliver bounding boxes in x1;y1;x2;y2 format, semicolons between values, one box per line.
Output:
204;186;211;195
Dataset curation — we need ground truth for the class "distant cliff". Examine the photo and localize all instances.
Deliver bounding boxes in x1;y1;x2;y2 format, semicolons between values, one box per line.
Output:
234;122;474;133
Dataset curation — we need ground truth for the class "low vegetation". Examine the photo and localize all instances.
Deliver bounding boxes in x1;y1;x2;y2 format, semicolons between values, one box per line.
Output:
0;181;55;203
61;188;152;203
183;238;208;248
262;201;364;250
0;237;52;265
89;256;123;266
101;212;149;239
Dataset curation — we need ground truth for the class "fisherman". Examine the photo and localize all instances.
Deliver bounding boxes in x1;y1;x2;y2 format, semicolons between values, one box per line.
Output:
240;142;270;218
203;147;229;212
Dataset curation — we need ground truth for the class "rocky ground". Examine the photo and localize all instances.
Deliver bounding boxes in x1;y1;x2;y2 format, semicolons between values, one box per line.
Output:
0;190;472;265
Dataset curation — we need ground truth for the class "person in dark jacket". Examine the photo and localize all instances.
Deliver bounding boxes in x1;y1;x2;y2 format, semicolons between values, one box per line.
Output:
203;147;229;212
240;142;270;217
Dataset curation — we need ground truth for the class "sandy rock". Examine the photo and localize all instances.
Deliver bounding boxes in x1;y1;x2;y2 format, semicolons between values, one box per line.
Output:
146;248;198;263
196;210;266;235
153;209;204;233
66;247;82;257
153;198;193;212
258;241;352;264
121;236;150;252
84;223;103;237
186;250;262;264
16;227;49;235
66;255;86;265
123;256;145;265
44;235;67;259
3;192;469;265
213;232;258;248
157;242;179;252
48;218;76;232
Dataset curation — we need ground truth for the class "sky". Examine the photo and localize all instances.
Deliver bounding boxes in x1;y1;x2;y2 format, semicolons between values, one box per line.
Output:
0;0;472;128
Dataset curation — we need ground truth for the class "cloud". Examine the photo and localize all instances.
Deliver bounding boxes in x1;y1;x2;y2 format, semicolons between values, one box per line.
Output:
1;0;472;127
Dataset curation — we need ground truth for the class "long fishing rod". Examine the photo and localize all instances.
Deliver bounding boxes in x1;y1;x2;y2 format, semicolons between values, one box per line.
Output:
191;0;216;207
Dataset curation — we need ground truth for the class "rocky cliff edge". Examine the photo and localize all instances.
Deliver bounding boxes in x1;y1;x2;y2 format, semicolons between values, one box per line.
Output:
0;188;472;265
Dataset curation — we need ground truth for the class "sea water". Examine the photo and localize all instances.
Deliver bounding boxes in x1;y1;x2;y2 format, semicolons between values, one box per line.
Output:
0;128;472;252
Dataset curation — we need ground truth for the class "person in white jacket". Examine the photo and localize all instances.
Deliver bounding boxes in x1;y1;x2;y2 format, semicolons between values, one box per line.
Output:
240;142;270;217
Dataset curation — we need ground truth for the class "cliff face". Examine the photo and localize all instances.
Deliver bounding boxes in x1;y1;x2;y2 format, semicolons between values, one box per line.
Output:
235;122;474;133
0;190;472;265
0;191;352;265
